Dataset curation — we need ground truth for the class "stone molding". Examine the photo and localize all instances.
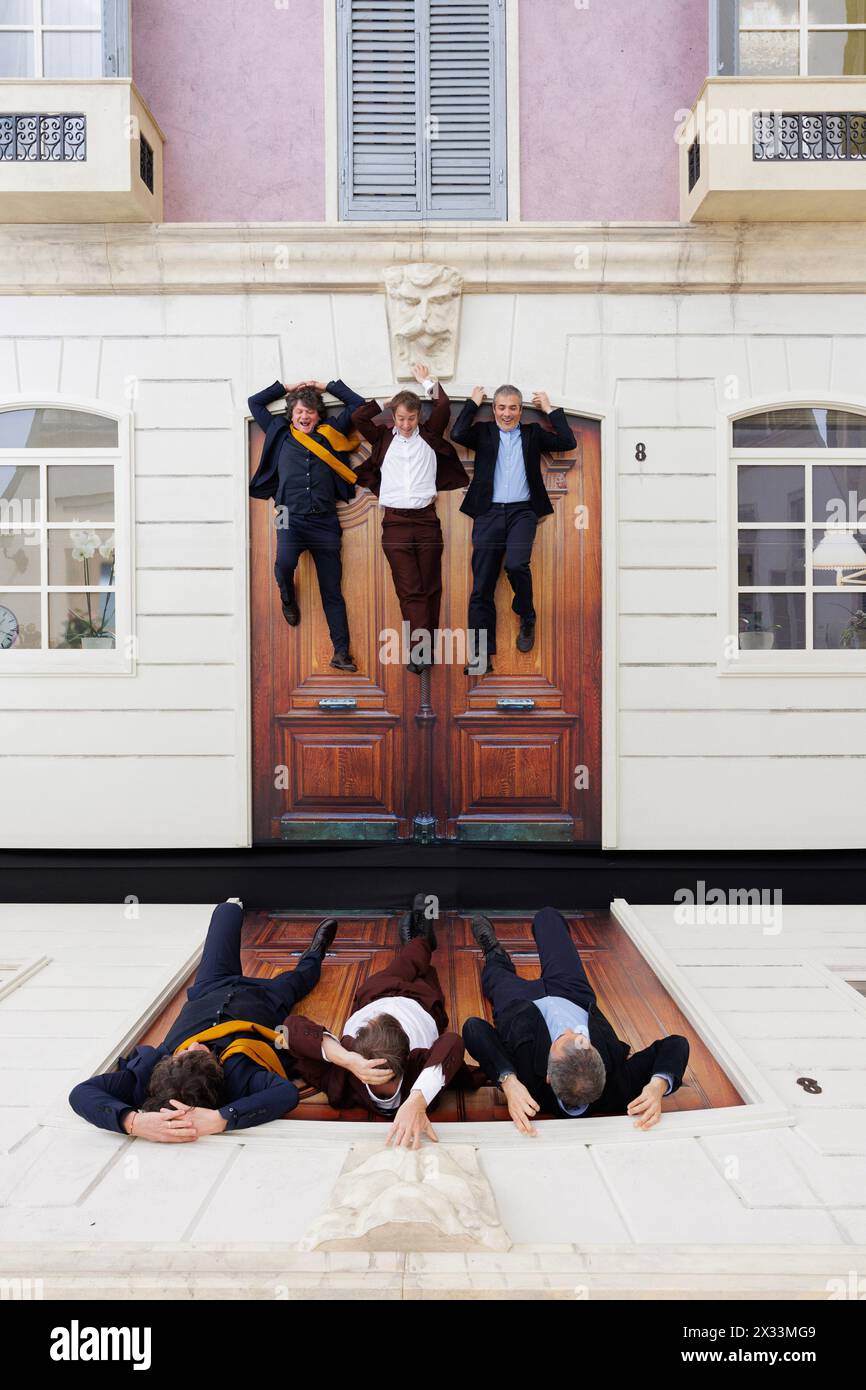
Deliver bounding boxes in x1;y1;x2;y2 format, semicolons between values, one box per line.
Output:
3;222;866;295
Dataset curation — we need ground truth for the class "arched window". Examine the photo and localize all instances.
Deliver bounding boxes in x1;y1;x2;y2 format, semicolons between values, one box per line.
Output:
732;405;866;656
0;403;132;671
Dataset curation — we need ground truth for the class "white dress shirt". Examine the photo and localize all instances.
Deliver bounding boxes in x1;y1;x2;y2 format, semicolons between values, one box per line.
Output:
336;994;445;1110
378;377;438;509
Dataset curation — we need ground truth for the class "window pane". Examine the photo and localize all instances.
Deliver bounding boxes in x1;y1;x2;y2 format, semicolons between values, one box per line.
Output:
0;464;40;525
739;529;806;585
738;592;805;648
812;526;866;584
0;408;117;449
814;592;866;648
808;27;866;72
49;591;115;648
0;532;40;585
48;527;114;586
738;465;805;522
42;0;101;22
0;0;33;21
812;464;866;526
739;1;800;23
739;30;800;73
733;407;866;448
47;465;113;523
0;31;34;76
810;0;866;21
0;591;41;650
42;29;101;77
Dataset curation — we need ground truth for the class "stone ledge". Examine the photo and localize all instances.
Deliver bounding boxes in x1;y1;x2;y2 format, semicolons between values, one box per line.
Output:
3;222;866;295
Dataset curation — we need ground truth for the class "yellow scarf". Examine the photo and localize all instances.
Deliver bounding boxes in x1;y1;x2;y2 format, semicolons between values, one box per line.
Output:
290;422;361;485
174;1020;286;1078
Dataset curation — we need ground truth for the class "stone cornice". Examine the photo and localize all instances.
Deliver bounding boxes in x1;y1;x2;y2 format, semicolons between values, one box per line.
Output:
3;221;866;294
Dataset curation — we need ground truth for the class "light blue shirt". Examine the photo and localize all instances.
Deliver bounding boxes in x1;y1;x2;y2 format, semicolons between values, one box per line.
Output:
491;426;531;503
533;995;674;1117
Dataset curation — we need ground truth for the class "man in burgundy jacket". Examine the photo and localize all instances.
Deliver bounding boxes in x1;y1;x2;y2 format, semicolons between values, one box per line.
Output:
351;362;469;673
284;897;465;1148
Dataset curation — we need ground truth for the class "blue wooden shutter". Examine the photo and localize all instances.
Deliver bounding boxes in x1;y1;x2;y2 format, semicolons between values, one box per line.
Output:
102;0;130;77
340;0;423;217
424;0;506;217
339;0;507;220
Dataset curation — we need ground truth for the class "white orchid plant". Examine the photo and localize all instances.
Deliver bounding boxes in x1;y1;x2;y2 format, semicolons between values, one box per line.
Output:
62;528;116;645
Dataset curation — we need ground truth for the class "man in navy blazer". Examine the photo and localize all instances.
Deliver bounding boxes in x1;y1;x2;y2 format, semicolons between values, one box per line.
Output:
463;908;690;1136
248;377;365;671
69;902;337;1142
451;385;576;672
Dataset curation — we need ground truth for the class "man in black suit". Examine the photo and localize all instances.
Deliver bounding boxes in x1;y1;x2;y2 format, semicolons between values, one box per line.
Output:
248;377;365;672
451;385;576;673
462;908;690;1135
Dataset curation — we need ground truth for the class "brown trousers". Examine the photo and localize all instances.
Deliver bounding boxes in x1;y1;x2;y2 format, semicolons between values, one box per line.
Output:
353;936;449;1034
380;502;444;641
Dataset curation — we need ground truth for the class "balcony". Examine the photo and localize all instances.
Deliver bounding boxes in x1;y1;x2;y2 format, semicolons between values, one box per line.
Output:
0;79;163;222
680;77;866;221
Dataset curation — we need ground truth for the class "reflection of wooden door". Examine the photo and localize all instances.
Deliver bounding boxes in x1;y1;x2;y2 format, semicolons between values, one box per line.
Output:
142;910;743;1121
249;404;601;842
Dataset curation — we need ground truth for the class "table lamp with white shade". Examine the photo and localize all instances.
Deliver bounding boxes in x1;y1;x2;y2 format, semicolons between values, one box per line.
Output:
811;530;866;586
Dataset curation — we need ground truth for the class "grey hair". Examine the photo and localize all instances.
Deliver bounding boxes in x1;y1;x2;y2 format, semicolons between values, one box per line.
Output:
548;1042;606;1110
493;384;523;405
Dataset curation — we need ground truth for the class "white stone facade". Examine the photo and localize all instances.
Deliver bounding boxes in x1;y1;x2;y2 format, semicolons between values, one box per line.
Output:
2;225;866;850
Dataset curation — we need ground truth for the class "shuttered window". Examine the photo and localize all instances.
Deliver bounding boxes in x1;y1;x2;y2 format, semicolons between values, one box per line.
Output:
338;0;507;220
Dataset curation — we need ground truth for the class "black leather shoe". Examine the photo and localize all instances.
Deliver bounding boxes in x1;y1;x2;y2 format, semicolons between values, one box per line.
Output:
330;651;358;672
281;598;300;626
298;917;338;962
398;892;438;951
463;659;494;676
516;621;536;653
471;913;509;961
407;659;425;675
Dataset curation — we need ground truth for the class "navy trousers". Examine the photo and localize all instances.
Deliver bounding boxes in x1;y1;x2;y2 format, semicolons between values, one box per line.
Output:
274;512;350;654
468;503;537;656
481;907;596;1025
187;901;320;1018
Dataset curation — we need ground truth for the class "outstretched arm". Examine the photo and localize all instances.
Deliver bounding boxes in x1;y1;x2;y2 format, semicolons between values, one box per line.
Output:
532;391;576;453
326;379;368;435
450;391;485;450
351;398;387;447
623;1034;690;1131
248;380;288;433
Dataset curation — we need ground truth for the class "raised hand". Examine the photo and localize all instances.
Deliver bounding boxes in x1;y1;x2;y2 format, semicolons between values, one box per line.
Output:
385;1091;438;1149
626;1077;667;1131
501;1074;540;1136
531;390;552;414
411;362;432;384
471;386;486;406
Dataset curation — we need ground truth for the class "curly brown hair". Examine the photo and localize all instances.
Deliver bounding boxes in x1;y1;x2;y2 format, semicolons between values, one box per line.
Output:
286;386;325;422
140;1049;225;1112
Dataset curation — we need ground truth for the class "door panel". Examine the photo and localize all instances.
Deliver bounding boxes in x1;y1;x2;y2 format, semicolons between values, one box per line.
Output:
249;402;601;842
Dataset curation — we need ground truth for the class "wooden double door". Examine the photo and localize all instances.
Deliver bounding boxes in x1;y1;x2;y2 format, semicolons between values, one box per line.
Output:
249;402;601;843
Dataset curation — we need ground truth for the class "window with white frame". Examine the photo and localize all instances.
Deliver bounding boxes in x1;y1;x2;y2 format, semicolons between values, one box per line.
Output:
0;404;132;670
713;1;866;76
733;406;866;653
337;0;507;221
0;0;128;78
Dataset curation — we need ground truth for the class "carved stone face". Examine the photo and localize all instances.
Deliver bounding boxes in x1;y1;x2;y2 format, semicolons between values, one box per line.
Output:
384;262;463;380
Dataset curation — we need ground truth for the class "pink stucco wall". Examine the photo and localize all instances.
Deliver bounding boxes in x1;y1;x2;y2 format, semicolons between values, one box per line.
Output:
518;0;708;221
131;0;706;224
132;0;326;221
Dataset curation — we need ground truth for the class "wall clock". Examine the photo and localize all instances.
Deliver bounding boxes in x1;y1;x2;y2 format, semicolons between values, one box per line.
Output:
0;604;19;649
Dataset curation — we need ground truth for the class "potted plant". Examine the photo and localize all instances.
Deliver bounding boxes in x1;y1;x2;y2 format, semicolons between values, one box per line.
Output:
840;609;866;649
62;530;115;649
739;611;780;651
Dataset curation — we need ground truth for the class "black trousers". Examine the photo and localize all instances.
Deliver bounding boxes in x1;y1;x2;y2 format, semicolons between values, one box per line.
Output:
274;512;350;654
185;901;320;1019
481;907;596;1025
468;502;537;656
